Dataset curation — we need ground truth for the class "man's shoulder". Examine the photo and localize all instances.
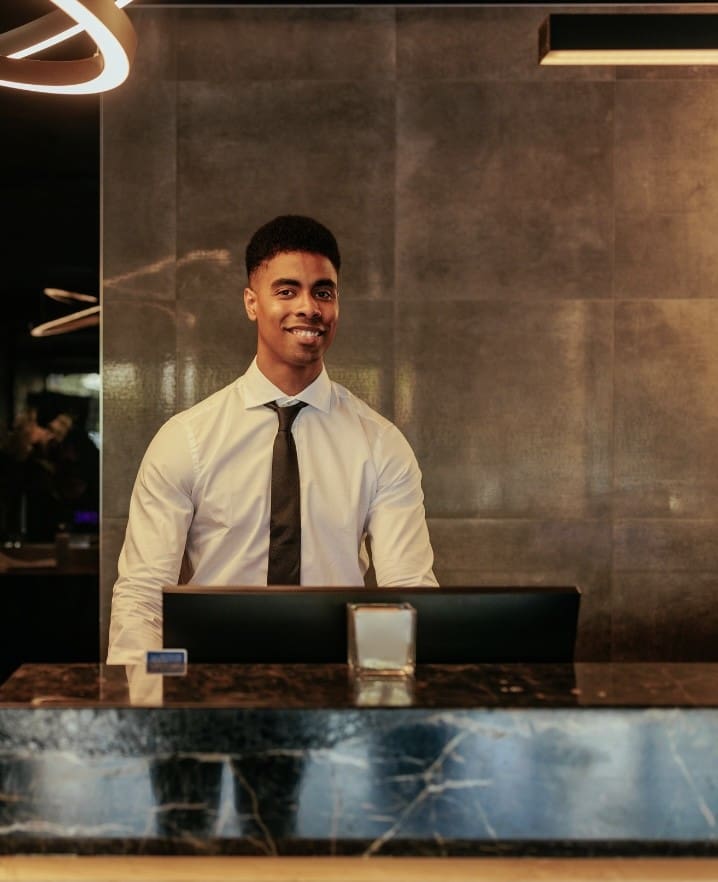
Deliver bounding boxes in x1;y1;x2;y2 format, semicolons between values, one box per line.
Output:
327;378;415;463
148;379;243;452
327;377;419;471
329;378;393;430
172;378;242;425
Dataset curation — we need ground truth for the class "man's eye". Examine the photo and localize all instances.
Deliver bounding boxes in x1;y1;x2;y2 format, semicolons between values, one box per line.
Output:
277;289;294;297
316;290;334;300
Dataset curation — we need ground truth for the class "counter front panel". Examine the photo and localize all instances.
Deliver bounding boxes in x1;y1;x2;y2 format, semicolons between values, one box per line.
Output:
1;663;717;857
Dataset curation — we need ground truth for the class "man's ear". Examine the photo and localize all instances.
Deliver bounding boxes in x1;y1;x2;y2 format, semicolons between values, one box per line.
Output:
244;287;257;321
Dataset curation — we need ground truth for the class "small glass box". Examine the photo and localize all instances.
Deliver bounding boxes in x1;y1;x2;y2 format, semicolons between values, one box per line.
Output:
353;675;414;707
347;602;416;677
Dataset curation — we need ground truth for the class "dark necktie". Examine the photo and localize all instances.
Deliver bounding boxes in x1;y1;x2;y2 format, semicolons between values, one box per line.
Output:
265;400;307;585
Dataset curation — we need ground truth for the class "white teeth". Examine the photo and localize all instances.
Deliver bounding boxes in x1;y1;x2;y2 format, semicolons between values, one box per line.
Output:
291;329;321;337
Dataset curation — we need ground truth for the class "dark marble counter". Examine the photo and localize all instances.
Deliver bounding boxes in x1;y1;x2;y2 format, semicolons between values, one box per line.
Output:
2;661;718;708
1;663;718;857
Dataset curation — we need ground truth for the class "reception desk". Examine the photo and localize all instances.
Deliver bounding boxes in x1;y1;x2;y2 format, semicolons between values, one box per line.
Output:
1;663;718;880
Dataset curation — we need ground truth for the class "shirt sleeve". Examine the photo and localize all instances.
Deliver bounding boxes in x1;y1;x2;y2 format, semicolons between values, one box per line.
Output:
106;418;196;663
366;424;439;588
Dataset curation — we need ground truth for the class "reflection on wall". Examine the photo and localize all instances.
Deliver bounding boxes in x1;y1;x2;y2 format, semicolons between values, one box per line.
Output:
1;381;100;543
102;5;718;661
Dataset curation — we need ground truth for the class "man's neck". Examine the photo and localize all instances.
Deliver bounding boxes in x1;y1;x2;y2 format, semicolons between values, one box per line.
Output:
255;356;323;397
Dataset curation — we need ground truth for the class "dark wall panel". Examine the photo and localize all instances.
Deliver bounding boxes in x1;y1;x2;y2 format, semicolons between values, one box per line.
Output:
102;5;718;661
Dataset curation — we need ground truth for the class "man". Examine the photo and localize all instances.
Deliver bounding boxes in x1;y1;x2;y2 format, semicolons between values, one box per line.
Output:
108;215;437;662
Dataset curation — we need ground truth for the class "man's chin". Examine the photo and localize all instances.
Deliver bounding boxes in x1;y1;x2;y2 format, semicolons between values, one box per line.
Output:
276;347;323;369
292;353;323;368
286;341;328;363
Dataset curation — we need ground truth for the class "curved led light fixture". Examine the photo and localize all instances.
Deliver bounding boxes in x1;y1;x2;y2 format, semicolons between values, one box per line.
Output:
0;0;136;95
44;287;99;304
31;305;101;338
29;288;100;337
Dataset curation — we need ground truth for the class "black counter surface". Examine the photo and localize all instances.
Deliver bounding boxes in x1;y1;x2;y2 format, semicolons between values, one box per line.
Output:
1;663;718;857
0;544;99;683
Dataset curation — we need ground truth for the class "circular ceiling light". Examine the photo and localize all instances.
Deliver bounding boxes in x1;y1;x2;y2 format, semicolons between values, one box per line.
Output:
0;0;136;95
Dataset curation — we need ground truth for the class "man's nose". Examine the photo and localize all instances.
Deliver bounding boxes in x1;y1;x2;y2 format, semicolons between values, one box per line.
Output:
294;290;320;316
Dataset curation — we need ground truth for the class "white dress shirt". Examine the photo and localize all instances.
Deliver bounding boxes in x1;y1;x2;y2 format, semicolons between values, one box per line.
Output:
107;359;438;662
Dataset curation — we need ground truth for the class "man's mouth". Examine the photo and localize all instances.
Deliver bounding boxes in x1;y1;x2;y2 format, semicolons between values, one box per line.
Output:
286;327;324;338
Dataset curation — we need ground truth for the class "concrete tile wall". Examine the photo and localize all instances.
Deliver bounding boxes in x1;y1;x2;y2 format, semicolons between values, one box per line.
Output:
102;5;718;661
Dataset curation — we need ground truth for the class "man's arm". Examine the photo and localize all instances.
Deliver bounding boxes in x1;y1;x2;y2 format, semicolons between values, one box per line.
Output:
365;424;439;588
107;419;196;663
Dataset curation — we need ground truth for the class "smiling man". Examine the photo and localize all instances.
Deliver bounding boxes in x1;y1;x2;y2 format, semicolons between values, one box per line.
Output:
245;248;339;395
108;215;437;661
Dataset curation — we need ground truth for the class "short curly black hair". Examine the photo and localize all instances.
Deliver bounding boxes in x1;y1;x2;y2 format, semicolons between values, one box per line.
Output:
245;215;341;280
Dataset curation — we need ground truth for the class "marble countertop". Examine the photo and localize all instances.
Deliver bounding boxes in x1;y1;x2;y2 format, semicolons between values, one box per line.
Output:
2;662;718;708
3;663;718;857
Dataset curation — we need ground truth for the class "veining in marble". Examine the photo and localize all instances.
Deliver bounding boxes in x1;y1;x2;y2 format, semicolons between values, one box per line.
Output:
2;664;718;856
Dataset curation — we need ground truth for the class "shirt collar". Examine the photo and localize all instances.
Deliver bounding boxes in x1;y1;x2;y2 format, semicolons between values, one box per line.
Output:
242;357;332;414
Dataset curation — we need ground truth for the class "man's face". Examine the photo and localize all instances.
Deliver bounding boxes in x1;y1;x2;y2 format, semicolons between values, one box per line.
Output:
244;250;339;382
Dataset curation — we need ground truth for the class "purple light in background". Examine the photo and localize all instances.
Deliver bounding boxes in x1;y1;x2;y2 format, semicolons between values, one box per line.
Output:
73;510;98;526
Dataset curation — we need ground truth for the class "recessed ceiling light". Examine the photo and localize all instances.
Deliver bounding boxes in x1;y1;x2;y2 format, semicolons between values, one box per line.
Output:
539;14;718;66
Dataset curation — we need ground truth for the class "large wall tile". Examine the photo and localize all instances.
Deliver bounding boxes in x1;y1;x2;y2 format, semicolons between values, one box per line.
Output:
613;573;718;660
396;82;613;301
103;300;178;519
177;8;395;82
176;81;395;305
397;7;614;83
616;82;718;217
398;301;613;518
427;518;612;660
615;301;718;517
175;295;257;412
614;520;718;571
125;8;177;83
102;13;177;300
615;210;718;300
615;81;718;299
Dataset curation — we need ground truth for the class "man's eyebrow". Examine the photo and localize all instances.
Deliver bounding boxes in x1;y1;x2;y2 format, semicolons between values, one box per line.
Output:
270;277;337;290
270;277;301;289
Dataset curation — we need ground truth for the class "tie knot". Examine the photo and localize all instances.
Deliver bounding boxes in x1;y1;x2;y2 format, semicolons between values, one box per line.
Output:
266;400;307;432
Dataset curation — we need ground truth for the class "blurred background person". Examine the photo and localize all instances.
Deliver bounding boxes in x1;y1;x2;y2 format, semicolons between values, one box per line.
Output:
0;395;98;544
